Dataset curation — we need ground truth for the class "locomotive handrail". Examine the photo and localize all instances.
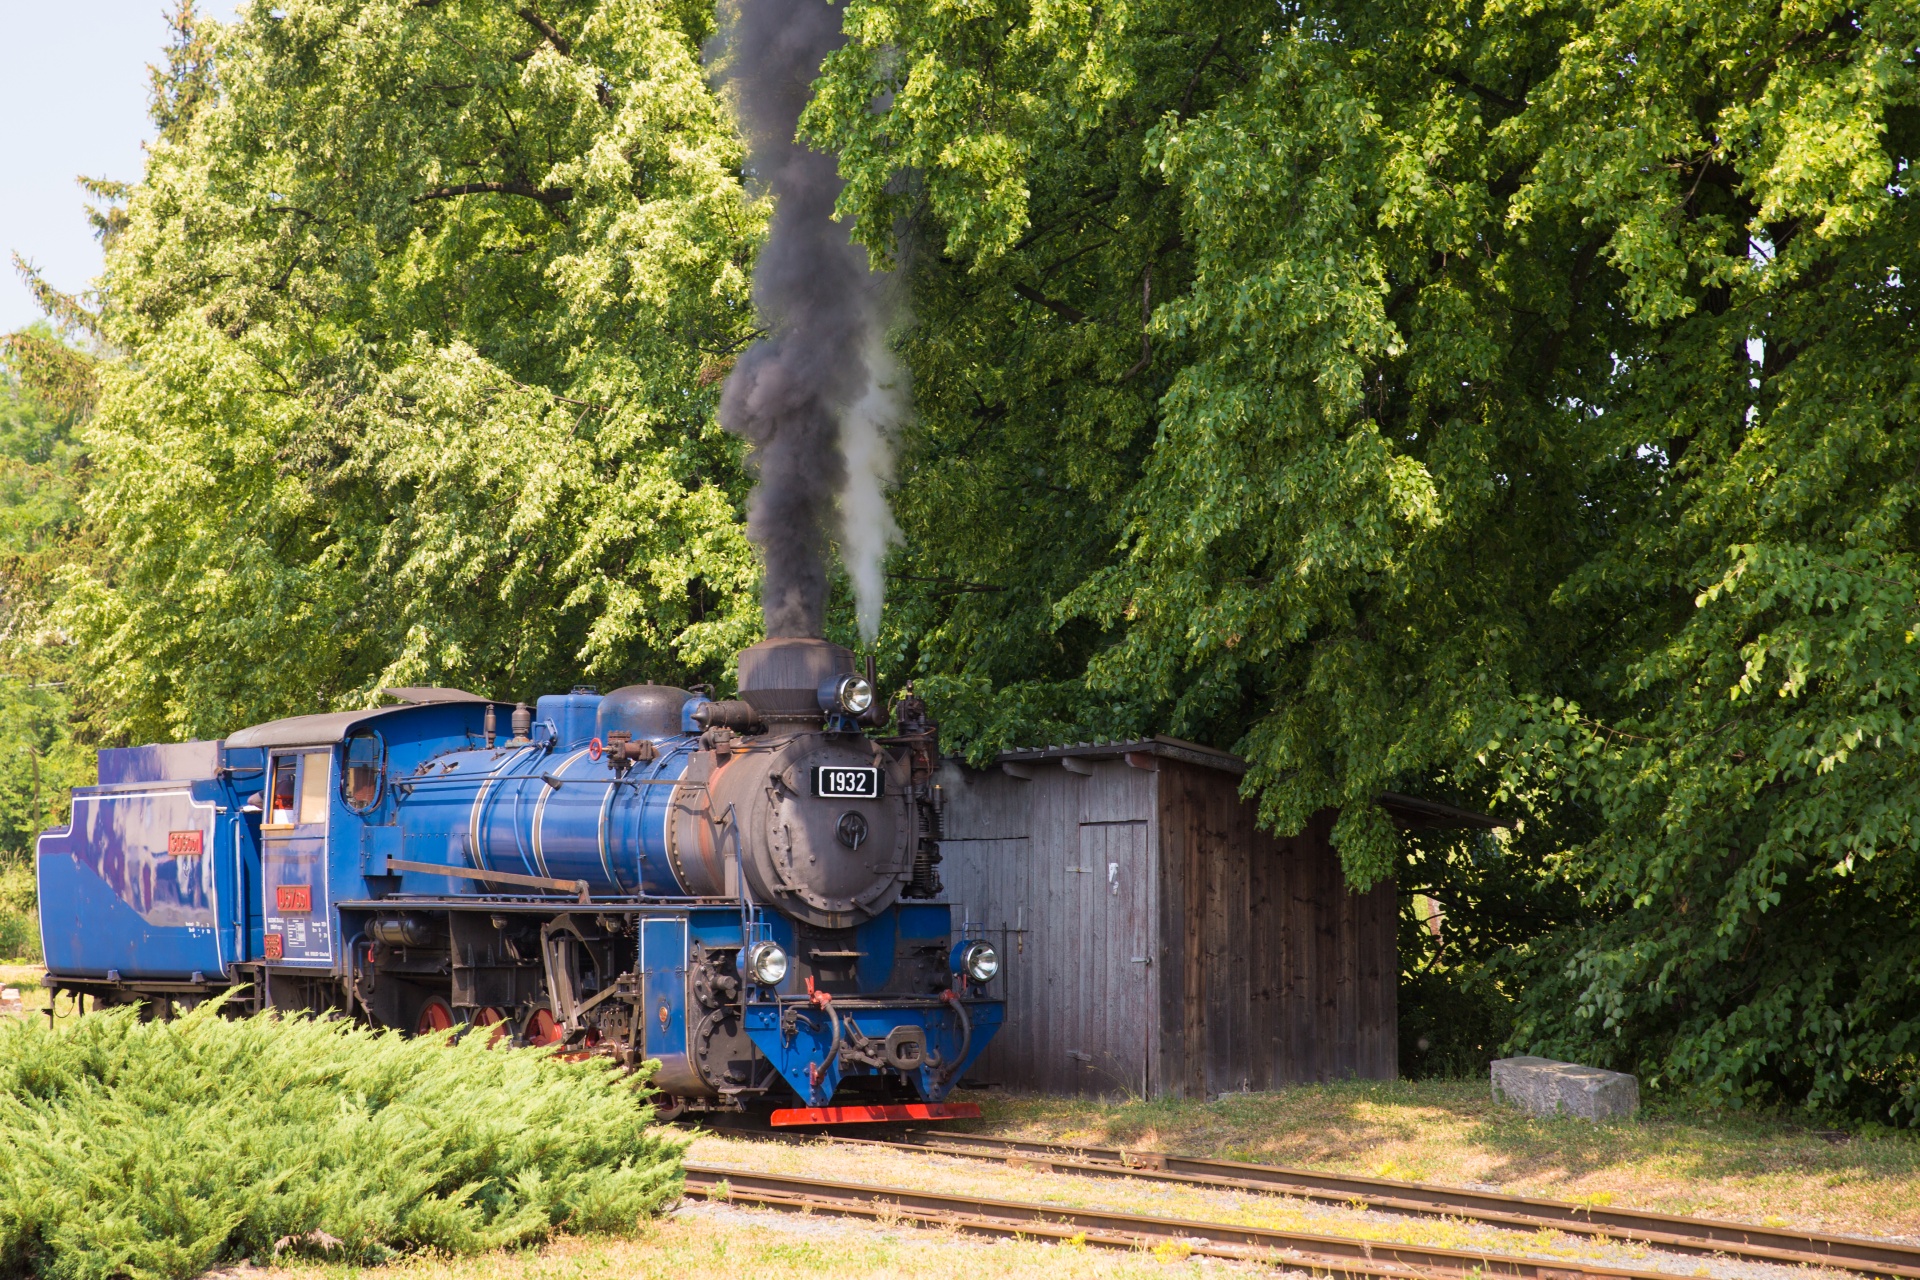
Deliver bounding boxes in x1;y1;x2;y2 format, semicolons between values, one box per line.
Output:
763;993;967;1008
385;856;590;903
393;774;703;793
334;894;741;908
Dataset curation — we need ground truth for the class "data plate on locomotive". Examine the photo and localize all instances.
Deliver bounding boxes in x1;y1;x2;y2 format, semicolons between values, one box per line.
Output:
812;765;882;799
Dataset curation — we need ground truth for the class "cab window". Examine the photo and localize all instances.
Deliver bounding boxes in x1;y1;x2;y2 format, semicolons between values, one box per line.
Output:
269;753;330;827
269;756;298;824
298;753;329;825
342;731;384;812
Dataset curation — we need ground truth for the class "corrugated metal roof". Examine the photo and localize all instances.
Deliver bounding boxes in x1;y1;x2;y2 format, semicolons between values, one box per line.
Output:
994;736;1504;829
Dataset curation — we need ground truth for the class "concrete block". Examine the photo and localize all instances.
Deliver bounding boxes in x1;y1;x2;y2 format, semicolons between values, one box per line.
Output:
1491;1055;1639;1122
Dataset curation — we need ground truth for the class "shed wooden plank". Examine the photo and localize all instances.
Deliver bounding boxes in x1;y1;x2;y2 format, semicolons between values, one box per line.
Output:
1154;766;1188;1096
1317;818;1341;1081
1225;776;1254;1093
1295;821;1328;1083
1248;818;1279;1090
1179;766;1207;1097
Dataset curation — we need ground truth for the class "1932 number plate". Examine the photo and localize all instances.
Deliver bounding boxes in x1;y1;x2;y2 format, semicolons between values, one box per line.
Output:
812;765;882;799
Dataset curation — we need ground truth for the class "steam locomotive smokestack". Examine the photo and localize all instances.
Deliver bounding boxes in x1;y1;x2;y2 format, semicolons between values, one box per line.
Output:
717;0;900;641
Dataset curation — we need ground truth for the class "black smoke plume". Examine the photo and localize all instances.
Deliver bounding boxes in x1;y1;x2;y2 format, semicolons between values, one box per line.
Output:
718;0;896;639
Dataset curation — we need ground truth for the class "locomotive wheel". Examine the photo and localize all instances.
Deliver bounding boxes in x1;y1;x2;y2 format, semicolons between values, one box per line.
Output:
414;996;456;1038
652;1094;686;1123
470;1006;509;1047
521;1006;564;1047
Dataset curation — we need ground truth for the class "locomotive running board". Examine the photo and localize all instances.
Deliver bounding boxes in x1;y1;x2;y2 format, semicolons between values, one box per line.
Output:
768;1103;983;1127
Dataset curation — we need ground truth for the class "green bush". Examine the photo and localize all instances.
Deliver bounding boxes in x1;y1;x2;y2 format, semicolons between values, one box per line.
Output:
0;1001;684;1279
0;859;37;963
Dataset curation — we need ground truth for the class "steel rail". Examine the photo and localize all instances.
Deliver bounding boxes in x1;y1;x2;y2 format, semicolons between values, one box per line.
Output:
681;1163;1708;1280
712;1125;1920;1279
843;1130;1919;1278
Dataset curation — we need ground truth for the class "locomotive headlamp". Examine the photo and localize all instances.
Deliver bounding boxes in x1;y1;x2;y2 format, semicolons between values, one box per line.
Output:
954;939;1001;984
819;673;874;716
744;940;789;986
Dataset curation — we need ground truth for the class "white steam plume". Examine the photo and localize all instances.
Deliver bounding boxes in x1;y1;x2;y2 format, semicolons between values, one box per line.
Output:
838;339;904;643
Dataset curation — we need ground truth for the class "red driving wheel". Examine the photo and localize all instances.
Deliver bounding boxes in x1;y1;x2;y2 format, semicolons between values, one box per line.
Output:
471;1006;509;1046
415;997;456;1037
522;1006;564;1047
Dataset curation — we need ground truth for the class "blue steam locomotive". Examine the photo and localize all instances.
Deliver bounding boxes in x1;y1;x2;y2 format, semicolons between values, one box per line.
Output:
35;637;1004;1124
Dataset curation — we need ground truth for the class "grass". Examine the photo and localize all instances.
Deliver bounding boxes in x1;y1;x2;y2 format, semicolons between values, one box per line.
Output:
199;1204;1280;1280
0;963;52;1015
0;996;684;1280
937;1082;1920;1235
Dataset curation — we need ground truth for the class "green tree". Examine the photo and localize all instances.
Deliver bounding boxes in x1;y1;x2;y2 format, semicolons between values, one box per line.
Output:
815;0;1920;1117
63;0;766;744
0;331;96;959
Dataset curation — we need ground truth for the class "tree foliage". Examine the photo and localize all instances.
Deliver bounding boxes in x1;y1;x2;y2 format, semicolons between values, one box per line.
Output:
64;0;766;744
814;0;1920;1117
0;334;97;958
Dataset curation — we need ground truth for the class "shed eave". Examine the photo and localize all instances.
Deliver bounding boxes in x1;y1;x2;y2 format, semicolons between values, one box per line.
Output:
992;740;1505;829
996;735;1248;775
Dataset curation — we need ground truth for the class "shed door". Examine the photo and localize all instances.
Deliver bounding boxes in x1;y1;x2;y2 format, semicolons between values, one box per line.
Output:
1078;819;1151;1096
260;750;333;967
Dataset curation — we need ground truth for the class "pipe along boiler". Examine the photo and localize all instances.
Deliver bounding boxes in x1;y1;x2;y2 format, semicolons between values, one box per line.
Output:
34;638;1005;1124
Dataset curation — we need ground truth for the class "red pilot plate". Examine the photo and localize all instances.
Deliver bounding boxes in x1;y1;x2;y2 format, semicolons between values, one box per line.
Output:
768;1102;983;1127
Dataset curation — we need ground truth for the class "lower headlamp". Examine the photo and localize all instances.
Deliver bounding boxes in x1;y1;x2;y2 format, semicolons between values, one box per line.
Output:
745;940;789;986
956;939;1001;984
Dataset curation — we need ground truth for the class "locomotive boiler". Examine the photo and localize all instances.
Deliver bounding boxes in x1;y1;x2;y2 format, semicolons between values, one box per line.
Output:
34;637;1005;1123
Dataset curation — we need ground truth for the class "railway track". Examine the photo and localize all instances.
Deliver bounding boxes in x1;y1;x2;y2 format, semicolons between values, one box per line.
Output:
686;1162;1717;1279
704;1125;1920;1279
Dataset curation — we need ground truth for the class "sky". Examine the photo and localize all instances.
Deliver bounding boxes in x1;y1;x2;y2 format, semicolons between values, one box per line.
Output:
0;1;241;334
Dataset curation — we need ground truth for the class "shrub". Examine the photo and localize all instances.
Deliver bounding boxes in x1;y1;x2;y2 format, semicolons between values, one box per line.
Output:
0;1000;684;1279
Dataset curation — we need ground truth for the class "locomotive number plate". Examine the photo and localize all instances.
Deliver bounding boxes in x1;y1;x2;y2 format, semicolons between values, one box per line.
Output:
275;884;312;913
167;830;203;857
813;765;881;800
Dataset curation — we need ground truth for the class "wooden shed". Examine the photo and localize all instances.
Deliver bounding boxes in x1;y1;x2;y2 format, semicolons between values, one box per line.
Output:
936;738;1497;1099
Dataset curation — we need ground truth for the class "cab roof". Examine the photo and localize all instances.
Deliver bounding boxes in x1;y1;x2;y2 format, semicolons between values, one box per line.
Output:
225;688;497;749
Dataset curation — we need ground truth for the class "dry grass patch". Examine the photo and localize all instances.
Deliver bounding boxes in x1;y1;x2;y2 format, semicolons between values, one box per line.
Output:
0;964;52;1017
940;1083;1920;1235
214;1204;1278;1280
